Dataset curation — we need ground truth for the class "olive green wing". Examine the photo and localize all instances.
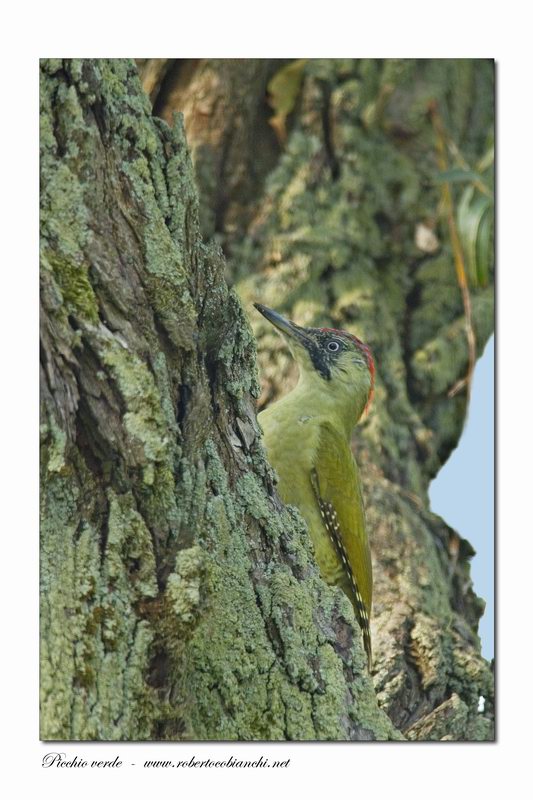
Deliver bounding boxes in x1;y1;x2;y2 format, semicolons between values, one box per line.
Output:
311;421;372;667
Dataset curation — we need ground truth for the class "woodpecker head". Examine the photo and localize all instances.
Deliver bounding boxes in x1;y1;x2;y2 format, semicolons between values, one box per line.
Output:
254;303;375;417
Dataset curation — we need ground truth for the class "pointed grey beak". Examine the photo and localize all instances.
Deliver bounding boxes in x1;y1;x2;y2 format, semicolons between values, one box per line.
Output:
254;303;311;347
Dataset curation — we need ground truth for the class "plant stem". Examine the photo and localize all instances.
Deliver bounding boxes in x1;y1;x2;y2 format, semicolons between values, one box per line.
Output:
429;101;476;405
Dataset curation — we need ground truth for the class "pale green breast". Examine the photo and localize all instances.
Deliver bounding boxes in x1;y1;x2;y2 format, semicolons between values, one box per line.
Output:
259;402;345;586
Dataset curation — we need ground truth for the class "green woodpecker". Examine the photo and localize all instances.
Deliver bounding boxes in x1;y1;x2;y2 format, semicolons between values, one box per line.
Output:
255;303;375;669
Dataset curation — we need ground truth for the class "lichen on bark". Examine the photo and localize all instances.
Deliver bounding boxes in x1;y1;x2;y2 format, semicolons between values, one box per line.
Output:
40;58;401;742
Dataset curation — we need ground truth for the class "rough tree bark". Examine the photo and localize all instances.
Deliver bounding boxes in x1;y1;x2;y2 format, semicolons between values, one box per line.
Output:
139;58;495;741
40;58;493;743
136;58;283;242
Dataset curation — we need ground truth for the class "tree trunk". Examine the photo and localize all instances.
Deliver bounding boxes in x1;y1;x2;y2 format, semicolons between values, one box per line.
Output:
137;58;284;243
40;58;401;742
41;58;493;743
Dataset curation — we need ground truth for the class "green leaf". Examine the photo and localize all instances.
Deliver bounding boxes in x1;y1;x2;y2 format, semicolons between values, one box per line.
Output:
457;185;493;287
477;146;494;174
267;59;308;143
435;168;483;184
475;204;493;287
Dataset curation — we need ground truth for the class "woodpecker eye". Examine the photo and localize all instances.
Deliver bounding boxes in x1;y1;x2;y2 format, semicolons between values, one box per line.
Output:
327;341;340;352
